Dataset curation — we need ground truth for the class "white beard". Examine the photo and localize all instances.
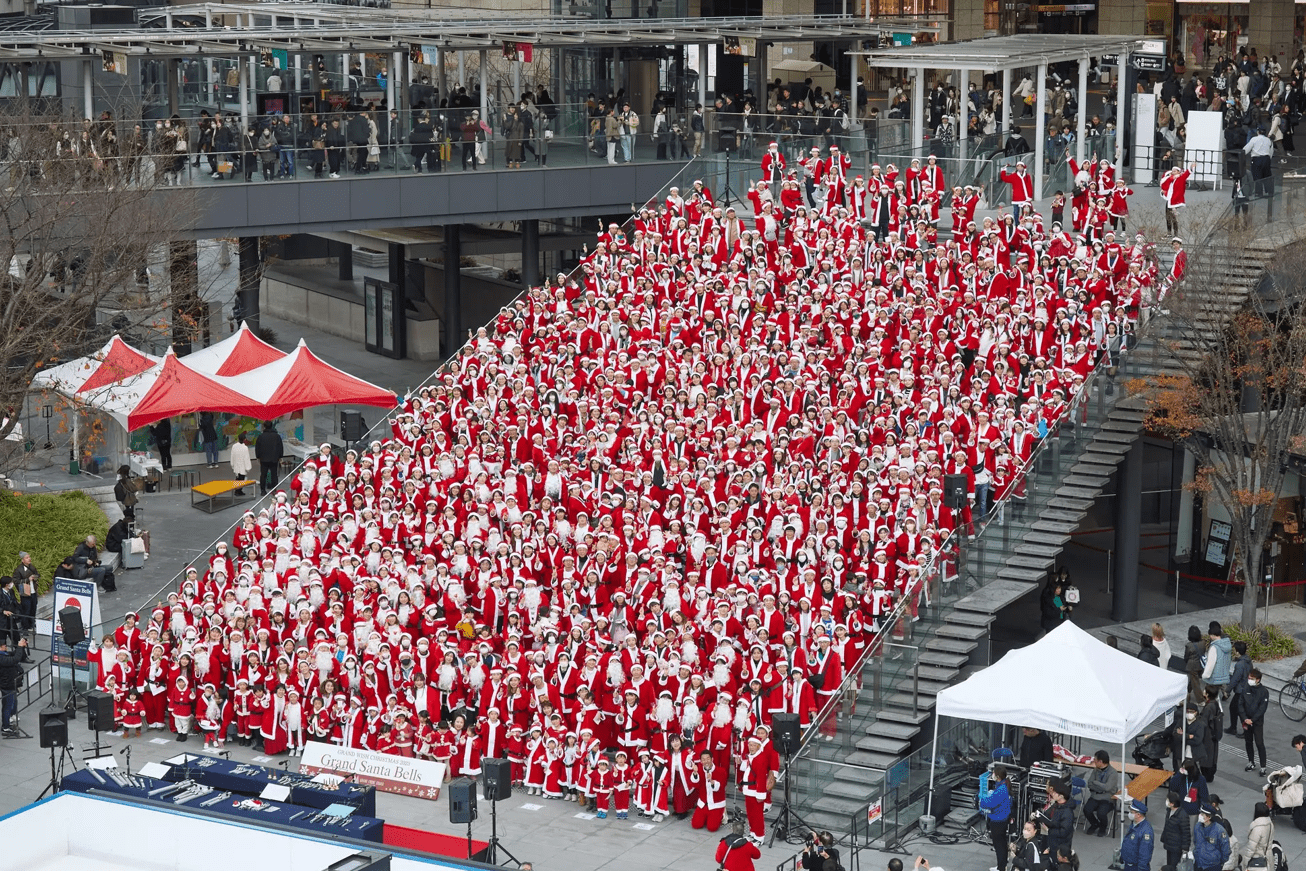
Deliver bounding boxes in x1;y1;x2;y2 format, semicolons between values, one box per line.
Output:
663;588;682;613
655;697;675;723
690;535;706;562
733;706;751;731
261;570;279;592
607;658;625;687
194;656;210;679
385;624;403;644
438;664;456;692
285;578;303;604
315;649;335;679
365;637;381;655
300;533;317;558
398;604;411;625
555;519;571;539
366;552;382;573
680;701;701;732
506;506;523;524
221;601;237;620
712;662;730;688
476;482;492;503
170;613;187;636
452;554;470;576
275;553;291;574
466;664;486;690
648;527;664;549
522;585;541;613
234;584;250;604
712;701;731;728
438;457;455;479
680;639;698;665
230;640;244;661
342;520;358;539
308;586;325;609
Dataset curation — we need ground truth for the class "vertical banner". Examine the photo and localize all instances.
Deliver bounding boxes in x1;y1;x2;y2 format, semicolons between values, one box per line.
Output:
51;576;99;693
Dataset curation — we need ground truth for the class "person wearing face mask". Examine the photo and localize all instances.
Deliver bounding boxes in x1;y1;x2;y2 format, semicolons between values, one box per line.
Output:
1168;757;1208;816
1241;667;1269;775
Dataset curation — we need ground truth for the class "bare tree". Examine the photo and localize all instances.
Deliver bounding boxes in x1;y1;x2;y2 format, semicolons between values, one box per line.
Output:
1133;220;1306;629
0;108;200;474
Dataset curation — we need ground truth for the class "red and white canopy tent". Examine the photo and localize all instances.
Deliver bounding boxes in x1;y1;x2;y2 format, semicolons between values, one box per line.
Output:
183;322;287;377
28;329;397;471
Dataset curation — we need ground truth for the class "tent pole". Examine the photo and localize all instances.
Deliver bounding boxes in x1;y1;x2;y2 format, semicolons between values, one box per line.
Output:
926;713;940;819
1120;740;1127;848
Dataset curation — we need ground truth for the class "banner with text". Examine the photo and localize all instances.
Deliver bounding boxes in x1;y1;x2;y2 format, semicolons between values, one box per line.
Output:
299;741;446;800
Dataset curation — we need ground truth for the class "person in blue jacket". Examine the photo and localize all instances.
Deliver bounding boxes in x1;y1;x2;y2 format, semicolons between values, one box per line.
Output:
1121;799;1155;871
979;764;1013;871
1192;804;1232;871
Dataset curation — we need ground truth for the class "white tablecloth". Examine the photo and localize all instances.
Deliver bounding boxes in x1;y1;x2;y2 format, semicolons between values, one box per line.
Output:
129;453;164;477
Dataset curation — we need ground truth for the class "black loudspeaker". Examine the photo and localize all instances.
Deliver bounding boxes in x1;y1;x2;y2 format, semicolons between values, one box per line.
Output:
718;127;738;152
771;713;801;757
449;777;478;823
482;757;512;801
929;783;952;818
40;707;68;748
943;474;969;510
86;691;115;731
341;411;365;441
59;606;85;647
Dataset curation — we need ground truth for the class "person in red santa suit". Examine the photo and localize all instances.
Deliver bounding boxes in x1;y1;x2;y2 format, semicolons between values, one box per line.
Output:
284;688;307;756
809;634;843;739
168;674;195;741
715;820;762;871
738;732;774;842
666;732;697;818
196;684;230;749
261;684;290;755
389;710;416;757
634;748;669;822
611;750;634;820
690;749;728;832
614;686;649;756
523;726;548;795
140;645;172;730
766;662;817;727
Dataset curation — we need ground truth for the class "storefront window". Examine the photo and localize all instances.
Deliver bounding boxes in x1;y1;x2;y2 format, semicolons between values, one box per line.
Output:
1176;3;1248;70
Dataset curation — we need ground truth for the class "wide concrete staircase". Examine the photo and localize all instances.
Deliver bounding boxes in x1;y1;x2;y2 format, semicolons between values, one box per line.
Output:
784;217;1294;842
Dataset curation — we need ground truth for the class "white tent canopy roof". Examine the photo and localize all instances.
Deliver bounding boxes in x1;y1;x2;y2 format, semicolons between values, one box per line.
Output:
935;622;1187;744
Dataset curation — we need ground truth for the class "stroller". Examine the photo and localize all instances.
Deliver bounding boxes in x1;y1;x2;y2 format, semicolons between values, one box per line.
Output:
1132;730;1172;770
1265;766;1306;831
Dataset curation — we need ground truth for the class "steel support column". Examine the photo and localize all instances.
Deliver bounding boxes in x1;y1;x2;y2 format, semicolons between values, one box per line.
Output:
1111;437;1143;621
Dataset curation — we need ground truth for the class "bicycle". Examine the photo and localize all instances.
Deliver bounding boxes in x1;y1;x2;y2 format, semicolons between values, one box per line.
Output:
1279;676;1306;721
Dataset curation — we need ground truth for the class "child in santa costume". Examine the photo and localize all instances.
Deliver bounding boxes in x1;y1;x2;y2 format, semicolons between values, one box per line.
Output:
196;684;230;749
119;687;145;737
232;678;254;746
261;685;289;755
168;675;194;741
523;727;548;795
542;736;565;798
611;750;634;820
591;756;615;819
284;689;306;756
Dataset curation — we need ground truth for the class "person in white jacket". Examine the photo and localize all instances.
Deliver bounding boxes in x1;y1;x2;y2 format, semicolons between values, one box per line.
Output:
230;432;253;493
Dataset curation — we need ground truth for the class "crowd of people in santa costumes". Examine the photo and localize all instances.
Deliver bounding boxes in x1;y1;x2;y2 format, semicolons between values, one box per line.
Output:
81;138;1165;844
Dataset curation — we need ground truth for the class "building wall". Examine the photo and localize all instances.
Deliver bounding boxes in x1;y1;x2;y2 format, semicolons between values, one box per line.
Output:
1248;0;1297;65
1098;0;1147;35
951;0;986;41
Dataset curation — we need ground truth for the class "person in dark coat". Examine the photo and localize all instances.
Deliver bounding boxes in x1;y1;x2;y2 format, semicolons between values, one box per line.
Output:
1160;790;1191;869
1228;641;1252;735
1241;667;1269;775
1138;634;1161;667
198;411;220;468
1039;780;1075;863
1169;758;1209;816
151;418;173;470
254;421;284;495
1198;687;1222;781
1019;726;1055;769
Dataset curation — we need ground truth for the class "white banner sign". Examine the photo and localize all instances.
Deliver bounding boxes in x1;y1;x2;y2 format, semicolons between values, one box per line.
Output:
299;741;446;800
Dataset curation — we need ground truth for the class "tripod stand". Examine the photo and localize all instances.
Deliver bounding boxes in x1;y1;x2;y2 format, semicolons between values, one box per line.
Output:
768;751;818;847
37;741;79;800
720;148;740;209
484;796;520;866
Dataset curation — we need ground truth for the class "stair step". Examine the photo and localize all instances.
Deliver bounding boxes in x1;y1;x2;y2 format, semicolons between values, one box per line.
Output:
844;750;907;770
923;637;978;658
865;718;923;740
813;793;877;816
915;665;960;683
1080;451;1128;465
1015;542;1060;558
1100;419;1142;434
875;706;933;725
1070;462;1118;477
1086;439;1131;454
1063;471;1110;487
945;609;994;626
919;650;969;669
1022;531;1072;547
1048;496;1093;511
937;622;987;641
1032;519;1079;534
1055;485;1101;500
855;734;913;756
1008;554;1057;570
821;778;879;801
997;565;1051;583
1109;409;1147;423
1041;507;1086;523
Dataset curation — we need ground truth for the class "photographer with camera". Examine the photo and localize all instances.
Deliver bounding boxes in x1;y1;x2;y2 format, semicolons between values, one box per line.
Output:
0;632;29;736
72;534;115;593
803;831;840;871
716;821;761;871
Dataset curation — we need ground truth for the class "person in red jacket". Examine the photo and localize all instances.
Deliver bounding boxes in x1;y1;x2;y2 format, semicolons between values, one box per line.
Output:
715;821;762;871
168;674;195;741
691;750;728;831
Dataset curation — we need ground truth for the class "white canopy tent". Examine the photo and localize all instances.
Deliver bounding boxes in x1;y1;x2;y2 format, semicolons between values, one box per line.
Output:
927;622;1188;839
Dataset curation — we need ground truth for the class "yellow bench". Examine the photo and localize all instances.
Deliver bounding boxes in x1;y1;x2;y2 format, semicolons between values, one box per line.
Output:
191;479;256;513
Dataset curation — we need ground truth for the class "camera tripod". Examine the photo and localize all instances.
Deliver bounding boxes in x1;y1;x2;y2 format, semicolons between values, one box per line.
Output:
768;751;818;846
720;149;740;209
37;741;79;801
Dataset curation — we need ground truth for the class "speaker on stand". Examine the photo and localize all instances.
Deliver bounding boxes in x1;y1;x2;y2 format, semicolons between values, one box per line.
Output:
37;707;77;800
943;473;970;590
85;690;115;760
58;606;88;719
480;758;518;865
767;713;817;846
448;777;478;859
